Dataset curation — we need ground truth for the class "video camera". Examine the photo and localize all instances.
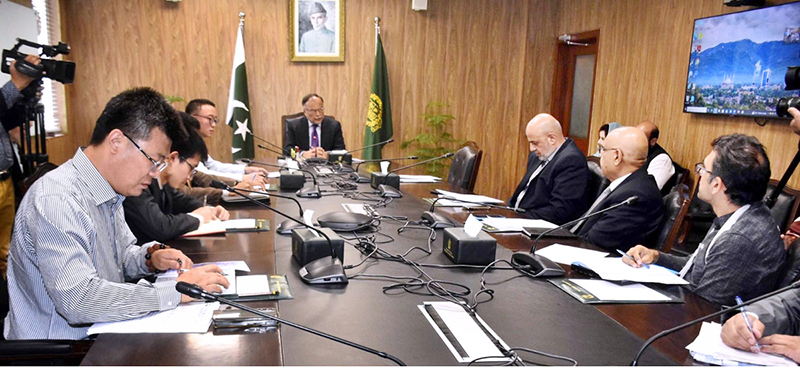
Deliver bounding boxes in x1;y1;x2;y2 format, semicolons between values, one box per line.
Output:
1;38;74;84
777;66;799;118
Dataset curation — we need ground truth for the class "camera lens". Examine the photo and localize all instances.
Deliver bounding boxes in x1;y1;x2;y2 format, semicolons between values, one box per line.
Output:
777;97;800;118
787;66;800;91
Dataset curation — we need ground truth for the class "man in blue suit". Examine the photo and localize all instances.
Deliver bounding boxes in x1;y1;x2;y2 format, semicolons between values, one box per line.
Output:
508;114;591;225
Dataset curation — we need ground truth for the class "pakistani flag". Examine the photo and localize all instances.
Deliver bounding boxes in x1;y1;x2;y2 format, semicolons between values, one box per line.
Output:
226;20;254;160
363;33;392;160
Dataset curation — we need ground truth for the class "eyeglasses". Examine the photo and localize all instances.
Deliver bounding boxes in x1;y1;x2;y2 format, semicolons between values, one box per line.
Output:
304;107;324;114
181;156;198;178
694;162;715;177
192;114;219;125
598;145;620;155
122;132;168;173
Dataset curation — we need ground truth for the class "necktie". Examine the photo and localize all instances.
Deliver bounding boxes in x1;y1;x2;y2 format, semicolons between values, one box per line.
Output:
570;187;612;233
514;160;547;209
311;124;319;148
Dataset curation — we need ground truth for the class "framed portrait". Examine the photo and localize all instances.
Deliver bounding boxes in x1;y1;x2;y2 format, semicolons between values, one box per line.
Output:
289;0;345;62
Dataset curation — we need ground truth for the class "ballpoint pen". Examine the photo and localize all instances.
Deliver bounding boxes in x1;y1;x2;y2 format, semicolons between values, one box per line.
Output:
617;249;649;268
736;296;762;351
203;194;208;207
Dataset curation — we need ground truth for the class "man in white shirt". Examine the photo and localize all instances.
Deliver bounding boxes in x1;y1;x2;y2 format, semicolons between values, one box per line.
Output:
185;99;268;183
637;121;675;191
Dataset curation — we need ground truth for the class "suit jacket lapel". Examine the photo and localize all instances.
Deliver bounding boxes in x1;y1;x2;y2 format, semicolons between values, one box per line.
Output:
299;118;310;149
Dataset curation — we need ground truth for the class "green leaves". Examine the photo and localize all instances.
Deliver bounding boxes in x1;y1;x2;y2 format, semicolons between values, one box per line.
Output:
401;101;464;178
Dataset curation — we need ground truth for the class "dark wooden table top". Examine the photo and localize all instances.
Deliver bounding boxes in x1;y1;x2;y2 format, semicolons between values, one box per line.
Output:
81;172;716;366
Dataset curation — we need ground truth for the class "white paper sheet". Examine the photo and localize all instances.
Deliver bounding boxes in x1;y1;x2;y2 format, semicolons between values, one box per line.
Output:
435;189;504;204
342;203;369;215
576;257;689;285
463;215;482;237
399;174;441;183
480;217;558;232
222;191;270;202
534;244;609;265
687;322;797;366
87;302;220;335
570;279;671;301
419;301;510;363
236;275;272;296
220;218;257;230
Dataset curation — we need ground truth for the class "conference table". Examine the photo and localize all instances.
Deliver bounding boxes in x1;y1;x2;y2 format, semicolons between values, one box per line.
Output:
81;170;719;366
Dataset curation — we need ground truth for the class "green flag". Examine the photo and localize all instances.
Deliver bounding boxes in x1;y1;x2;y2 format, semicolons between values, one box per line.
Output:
363;34;392;160
226;20;254;160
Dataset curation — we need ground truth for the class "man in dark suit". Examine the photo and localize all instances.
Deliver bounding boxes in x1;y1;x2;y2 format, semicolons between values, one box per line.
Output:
572;127;663;251
508;114;590;224
124;113;229;244
284;93;345;160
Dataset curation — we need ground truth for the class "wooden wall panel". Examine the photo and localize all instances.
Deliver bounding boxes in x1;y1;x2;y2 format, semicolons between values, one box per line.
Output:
557;0;800;189
54;0;551;200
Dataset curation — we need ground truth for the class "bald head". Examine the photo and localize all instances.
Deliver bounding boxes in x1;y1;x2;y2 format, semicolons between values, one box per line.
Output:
600;127;648;180
525;114;565;159
636;121;659;147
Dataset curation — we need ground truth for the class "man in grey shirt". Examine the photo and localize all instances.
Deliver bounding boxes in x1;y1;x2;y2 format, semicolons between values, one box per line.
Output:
5;88;229;340
624;134;784;306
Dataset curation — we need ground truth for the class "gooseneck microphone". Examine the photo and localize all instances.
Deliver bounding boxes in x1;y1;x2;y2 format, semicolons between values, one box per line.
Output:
419;196;525;230
387;152;455;174
427;196;525;213
370;152;455;191
354;155;419;172
175;282;405;366
234;188;306;234
346;138;395;154
209;179;346;284
630;280;800;366
510;196;639;277
241;158;321;198
252;134;291;156
258;144;285;157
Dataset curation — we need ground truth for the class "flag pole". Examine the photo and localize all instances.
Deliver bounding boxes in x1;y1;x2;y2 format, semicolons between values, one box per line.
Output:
239;12;245;26
374;17;380;51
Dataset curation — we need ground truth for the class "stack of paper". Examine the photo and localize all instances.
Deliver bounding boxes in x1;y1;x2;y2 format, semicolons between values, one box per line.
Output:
181;219;261;237
575;257;689;285
687;322;797;366
399;174;441;183
435;189;504;204
534;244;609;265
569;279;672;302
87;302;220;334
480;217;558;232
222;191;269;203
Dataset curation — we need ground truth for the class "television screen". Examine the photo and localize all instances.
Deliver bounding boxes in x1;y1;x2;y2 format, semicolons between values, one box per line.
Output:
683;1;800;118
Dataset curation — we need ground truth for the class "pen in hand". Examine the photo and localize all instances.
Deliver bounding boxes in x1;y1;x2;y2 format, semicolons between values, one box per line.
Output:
736;296;762;351
203;194;207;207
617;249;649;268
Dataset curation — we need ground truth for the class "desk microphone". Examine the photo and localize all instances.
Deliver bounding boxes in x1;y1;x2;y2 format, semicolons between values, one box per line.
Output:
351;156;418;183
371;152;454;190
253;134;291;156
630;280;800;365
510;196;639;277
235;188;306;234
419;196;524;229
241;158;321;198
209;179;346;284
258;144;285;157
175;282;405;366
347;138;394;154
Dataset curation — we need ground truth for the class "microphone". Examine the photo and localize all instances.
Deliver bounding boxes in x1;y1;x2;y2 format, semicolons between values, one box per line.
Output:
241;159;320;198
252;134;291;156
209;179;346;284
427;196;526;213
175;282;405;366
234;188;307;234
258;144;285;157
630;280;800;365
370;152;455;190
351;156;418;183
510;196;639;277
419;196;524;230
346;138;395;154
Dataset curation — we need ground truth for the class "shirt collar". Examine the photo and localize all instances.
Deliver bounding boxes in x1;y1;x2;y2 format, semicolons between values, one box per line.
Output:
608;172;632;193
73;148;125;207
308;120;321;128
544;140;566;163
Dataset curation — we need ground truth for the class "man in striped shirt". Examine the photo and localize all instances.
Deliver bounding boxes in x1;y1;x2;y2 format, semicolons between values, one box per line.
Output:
4;88;229;339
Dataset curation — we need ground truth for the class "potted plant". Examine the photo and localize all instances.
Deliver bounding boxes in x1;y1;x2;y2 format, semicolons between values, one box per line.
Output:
401;102;464;178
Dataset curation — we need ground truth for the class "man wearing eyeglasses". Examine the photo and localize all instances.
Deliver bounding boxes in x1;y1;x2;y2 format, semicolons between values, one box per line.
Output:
123;112;230;244
571;127;663;251
4;88;230;339
185;99;268;184
624;134;784;306
284;93;346;161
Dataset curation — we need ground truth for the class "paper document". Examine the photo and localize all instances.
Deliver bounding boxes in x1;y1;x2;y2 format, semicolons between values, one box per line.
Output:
236;275;272;296
221;218;258;230
267;171;281;178
570;279;672;302
435;189;504;204
399;174;441;183
419;301;510;363
342;203;369;215
222;191;269;202
156;261;249;296
87;302;220;335
576;257;689;285
480;217;557;232
687;322;797;366
534;244;609;265
196;162;243;182
182;219;261;237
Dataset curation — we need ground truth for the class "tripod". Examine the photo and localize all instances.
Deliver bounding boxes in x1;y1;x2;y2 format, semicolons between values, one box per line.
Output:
16;80;48;176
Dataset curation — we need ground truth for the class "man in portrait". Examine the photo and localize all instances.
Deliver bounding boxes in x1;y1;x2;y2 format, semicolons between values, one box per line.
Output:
299;2;335;53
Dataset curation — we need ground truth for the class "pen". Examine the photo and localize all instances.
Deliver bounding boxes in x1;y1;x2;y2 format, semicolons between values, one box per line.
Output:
617;249;649;268
252;173;257;182
736;296;762;351
203;194;207;207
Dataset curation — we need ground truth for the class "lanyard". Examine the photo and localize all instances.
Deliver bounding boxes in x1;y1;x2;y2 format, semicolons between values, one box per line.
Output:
679;204;750;278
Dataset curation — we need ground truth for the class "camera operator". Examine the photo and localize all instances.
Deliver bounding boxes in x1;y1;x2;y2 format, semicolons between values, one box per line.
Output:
1;54;41;277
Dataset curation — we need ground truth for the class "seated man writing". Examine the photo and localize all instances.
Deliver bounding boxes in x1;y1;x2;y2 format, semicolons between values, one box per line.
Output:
4;88;229;340
124;112;230;244
624;134;785;306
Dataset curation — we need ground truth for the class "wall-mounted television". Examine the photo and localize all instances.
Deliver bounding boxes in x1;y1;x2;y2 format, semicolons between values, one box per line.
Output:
683;1;800;118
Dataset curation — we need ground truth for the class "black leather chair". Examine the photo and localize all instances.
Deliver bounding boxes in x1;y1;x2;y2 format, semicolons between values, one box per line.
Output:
777;238;800;288
765;179;800;233
654;184;691;252
661;162;690;197
447;142;483;193
280;112;305;152
586;156;610;202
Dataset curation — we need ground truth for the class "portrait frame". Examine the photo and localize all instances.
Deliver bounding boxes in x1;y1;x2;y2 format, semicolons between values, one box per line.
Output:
289;0;345;62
